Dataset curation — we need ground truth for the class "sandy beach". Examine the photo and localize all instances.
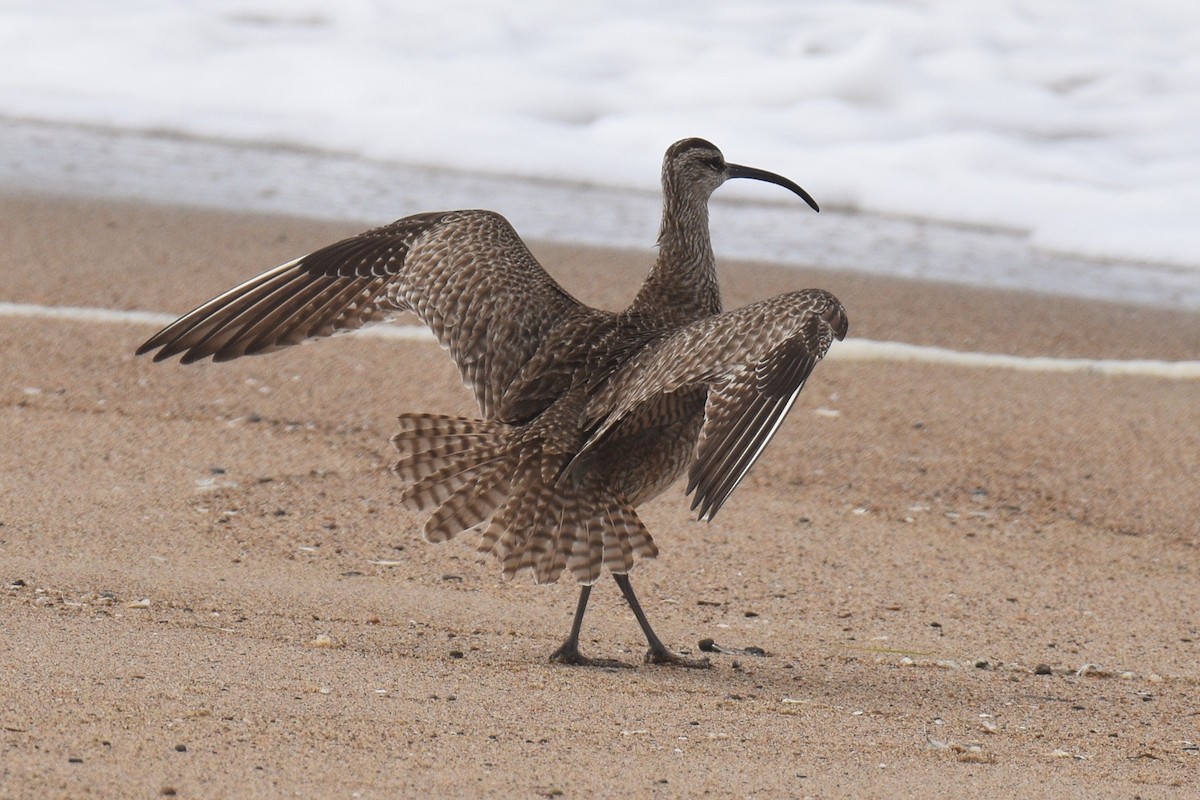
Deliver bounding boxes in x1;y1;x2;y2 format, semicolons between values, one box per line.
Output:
2;192;1198;798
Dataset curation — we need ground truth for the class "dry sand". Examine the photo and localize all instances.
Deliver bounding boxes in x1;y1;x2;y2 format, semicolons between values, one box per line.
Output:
2;192;1198;798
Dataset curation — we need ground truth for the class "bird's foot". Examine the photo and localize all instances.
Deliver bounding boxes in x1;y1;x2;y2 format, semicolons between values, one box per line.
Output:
644;645;711;669
549;642;632;669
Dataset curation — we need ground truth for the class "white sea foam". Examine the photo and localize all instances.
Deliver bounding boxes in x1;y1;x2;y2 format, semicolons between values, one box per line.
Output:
1;1;1197;272
3;302;1197;379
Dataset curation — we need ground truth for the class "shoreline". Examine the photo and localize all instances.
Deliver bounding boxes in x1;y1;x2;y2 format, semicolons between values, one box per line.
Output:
2;191;1198;797
4;117;1200;312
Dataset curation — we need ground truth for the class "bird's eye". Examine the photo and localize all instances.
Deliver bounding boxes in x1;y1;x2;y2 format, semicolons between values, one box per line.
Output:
703;156;724;171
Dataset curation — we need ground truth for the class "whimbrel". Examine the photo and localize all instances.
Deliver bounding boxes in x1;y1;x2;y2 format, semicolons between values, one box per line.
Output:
138;138;848;667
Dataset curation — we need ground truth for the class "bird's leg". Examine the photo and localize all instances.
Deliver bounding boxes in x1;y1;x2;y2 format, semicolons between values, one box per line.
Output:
613;574;710;668
549;584;631;668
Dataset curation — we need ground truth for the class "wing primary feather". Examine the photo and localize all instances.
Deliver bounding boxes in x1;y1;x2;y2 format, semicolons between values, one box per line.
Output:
168;268;311;363
216;274;341;358
183;270;317;363
697;383;805;521
137;258;302;357
688;380;775;496
201;233;405;360
690;390;779;518
689;348;819;520
142;261;303;360
245;275;365;350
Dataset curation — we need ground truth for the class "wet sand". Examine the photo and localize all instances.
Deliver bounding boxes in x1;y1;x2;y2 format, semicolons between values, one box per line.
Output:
2;193;1198;797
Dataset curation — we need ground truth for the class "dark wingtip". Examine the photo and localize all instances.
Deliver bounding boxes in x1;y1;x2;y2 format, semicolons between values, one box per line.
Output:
686;479;724;523
135;330;169;357
829;298;849;341
137;341;179;362
178;349;209;365
694;495;723;523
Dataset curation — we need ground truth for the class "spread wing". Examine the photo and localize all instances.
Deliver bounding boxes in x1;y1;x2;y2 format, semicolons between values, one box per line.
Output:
136;209;585;419
577;289;848;521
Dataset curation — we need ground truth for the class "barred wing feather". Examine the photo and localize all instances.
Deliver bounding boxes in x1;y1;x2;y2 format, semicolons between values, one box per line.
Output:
576;289;848;521
137;210;584;419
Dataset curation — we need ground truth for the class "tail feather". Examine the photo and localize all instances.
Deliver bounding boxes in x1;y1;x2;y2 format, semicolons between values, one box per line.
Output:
392;412;657;585
393;439;494;482
604;496;657;573
532;494;571;584
514;495;552;578
568;502;607;585
601;504;634;575
392;413;513;526
621;499;659;561
422;462;510;543
390;413;501;457
397;449;509;511
489;480;541;577
478;492;520;564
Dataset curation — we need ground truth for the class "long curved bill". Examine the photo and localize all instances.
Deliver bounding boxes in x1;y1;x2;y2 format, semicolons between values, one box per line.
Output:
726;163;820;212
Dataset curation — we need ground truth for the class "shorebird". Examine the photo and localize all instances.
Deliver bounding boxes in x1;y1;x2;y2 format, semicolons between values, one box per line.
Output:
138;137;848;668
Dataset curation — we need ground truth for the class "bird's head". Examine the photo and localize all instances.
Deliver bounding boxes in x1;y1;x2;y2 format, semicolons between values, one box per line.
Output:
661;138;819;212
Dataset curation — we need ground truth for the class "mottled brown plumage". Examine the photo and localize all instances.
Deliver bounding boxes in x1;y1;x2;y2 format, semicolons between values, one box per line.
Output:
138;137;847;667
